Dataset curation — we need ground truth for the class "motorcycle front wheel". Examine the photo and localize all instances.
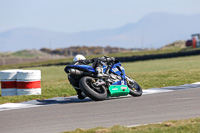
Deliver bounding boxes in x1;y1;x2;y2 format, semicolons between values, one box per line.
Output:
79;76;107;101
126;76;143;97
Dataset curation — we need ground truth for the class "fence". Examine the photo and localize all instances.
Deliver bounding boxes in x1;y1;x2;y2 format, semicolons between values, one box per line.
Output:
0;57;51;66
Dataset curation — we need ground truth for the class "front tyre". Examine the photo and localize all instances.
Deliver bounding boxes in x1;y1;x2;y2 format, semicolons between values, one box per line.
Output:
126;76;142;97
79;76;107;101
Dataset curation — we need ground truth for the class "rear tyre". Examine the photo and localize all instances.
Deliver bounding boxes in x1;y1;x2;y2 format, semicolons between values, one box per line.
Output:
79;76;107;101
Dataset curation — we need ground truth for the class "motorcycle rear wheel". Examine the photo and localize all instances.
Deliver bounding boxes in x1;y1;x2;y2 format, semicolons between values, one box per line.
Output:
79;76;107;101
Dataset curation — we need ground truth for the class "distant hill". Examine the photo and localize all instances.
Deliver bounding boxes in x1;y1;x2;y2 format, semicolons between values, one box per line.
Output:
0;12;200;52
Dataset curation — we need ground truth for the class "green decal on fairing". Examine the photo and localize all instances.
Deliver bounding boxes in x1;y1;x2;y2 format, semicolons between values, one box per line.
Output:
108;85;130;97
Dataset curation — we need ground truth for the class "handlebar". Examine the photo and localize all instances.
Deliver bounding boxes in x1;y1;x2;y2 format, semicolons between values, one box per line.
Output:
99;57;115;63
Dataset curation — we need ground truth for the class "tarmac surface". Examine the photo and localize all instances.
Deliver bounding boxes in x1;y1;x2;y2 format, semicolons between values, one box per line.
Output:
0;85;200;133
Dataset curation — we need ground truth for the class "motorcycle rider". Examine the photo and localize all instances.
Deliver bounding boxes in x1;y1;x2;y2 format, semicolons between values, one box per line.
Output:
64;54;115;99
68;54;111;77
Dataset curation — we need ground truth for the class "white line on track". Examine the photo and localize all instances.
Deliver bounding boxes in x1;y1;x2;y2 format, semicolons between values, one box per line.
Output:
1;82;200;112
126;122;162;128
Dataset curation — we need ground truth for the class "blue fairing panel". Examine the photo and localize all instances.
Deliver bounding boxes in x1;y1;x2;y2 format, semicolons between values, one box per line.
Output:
112;80;127;85
110;62;126;79
66;65;95;73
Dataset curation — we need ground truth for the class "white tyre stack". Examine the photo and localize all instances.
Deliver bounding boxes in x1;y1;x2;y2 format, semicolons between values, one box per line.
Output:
0;70;19;96
17;70;41;95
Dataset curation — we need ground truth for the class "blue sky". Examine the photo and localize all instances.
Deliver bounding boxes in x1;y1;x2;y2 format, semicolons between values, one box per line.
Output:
0;0;200;33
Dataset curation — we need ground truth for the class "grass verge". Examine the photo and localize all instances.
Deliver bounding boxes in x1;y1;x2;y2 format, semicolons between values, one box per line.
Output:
0;55;200;104
62;117;200;133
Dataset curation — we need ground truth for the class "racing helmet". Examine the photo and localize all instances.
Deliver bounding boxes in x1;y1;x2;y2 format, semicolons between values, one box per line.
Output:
73;54;86;61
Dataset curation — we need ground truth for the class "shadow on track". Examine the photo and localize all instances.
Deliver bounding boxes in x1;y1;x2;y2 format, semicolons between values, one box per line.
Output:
24;96;93;105
23;95;131;105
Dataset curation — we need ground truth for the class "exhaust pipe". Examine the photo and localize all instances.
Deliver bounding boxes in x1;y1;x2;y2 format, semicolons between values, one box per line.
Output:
67;69;83;76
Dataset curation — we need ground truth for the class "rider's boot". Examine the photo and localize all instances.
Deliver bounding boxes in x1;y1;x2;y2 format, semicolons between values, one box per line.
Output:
75;89;86;99
96;67;108;77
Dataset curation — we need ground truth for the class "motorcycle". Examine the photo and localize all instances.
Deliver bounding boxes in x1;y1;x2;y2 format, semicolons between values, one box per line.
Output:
65;56;142;101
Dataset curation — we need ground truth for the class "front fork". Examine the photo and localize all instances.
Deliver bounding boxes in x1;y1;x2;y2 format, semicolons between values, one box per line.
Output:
125;75;138;89
125;75;135;83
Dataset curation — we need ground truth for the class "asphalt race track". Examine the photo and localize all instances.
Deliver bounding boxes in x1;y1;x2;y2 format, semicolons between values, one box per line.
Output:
0;86;200;133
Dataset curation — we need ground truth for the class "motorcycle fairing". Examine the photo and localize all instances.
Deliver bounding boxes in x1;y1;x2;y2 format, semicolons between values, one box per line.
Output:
108;85;130;97
66;65;95;73
110;62;127;85
112;80;127;85
110;63;126;78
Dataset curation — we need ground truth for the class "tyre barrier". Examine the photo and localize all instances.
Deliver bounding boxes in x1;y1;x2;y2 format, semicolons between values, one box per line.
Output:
116;49;200;63
0;69;41;96
17;70;41;96
0;70;19;96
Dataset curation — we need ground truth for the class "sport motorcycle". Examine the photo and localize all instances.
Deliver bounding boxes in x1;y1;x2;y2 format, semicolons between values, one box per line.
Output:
65;56;142;101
